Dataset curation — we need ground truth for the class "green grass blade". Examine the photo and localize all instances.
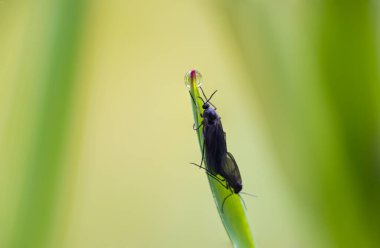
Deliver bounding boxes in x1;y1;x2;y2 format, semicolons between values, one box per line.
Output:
186;70;255;248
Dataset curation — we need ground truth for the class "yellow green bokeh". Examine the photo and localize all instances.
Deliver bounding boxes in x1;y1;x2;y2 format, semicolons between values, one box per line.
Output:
1;0;379;247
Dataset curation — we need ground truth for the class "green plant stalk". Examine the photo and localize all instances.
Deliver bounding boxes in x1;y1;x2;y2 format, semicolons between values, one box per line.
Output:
188;75;255;248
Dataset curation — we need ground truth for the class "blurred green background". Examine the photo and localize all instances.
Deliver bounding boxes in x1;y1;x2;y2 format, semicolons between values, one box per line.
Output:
1;0;379;247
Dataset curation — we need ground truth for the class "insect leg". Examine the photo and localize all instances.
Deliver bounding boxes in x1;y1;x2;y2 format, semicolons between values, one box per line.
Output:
199;143;226;184
189;163;227;188
193;122;203;130
189;142;205;175
199;143;205;167
221;189;235;214
190;143;229;189
190;143;206;169
205;173;228;188
189;91;197;106
190;144;228;187
200;143;205;167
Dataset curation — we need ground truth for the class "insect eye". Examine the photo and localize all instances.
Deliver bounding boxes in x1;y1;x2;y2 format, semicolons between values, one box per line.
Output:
203;103;209;109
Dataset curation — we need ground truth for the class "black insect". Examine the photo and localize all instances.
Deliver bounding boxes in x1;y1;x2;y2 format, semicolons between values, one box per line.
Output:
189;87;244;212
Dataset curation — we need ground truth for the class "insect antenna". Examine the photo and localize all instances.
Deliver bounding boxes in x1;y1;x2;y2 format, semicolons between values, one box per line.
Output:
205;90;218;104
200;86;208;101
238;194;247;210
209;103;217;110
240;192;257;198
200;87;218;109
235;191;258;211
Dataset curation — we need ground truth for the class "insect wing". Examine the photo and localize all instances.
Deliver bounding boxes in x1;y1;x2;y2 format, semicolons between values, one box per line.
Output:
204;120;227;173
220;152;242;192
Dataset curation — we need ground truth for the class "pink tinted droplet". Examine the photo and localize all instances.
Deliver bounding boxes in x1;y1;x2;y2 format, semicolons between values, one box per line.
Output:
184;69;202;89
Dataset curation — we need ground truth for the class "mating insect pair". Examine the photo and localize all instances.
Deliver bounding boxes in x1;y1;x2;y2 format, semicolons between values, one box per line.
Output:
189;85;250;213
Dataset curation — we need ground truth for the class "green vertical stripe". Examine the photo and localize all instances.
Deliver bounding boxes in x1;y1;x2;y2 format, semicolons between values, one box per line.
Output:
10;0;85;247
317;1;380;246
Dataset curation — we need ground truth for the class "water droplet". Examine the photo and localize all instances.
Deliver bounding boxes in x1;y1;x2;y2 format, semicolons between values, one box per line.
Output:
184;69;202;89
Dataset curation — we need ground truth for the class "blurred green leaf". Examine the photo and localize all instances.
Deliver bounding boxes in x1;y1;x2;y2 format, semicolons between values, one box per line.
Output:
8;1;85;247
220;0;380;247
